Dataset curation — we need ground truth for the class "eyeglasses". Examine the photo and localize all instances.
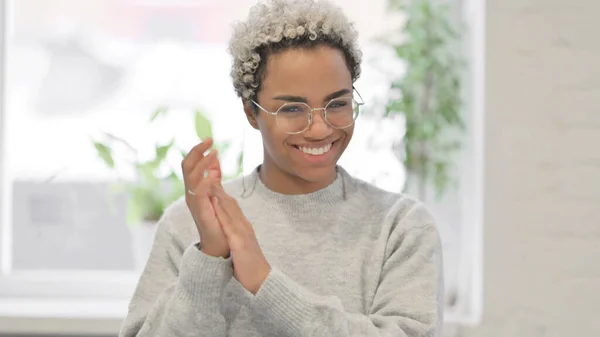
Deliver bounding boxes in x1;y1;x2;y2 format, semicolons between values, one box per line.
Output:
251;89;365;134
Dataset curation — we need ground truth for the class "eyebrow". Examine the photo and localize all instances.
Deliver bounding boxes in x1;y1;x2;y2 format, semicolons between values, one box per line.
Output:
272;88;351;103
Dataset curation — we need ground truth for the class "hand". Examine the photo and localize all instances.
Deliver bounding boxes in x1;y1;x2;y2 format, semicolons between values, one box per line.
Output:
182;138;229;258
211;184;271;294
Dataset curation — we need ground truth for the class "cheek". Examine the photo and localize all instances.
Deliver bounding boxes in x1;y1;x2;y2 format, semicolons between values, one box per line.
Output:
340;126;354;147
256;115;289;150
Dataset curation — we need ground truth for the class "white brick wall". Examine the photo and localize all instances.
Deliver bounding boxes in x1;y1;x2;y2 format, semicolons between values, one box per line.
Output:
458;0;600;336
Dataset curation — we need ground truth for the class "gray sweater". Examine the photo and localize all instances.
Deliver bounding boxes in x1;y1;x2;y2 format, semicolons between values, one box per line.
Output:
119;166;444;337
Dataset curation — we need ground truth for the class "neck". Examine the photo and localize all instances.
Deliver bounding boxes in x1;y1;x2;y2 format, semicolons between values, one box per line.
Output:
258;161;337;195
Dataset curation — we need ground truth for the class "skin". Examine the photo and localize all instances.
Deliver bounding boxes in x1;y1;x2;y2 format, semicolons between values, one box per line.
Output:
182;139;230;258
244;45;355;194
182;44;355;294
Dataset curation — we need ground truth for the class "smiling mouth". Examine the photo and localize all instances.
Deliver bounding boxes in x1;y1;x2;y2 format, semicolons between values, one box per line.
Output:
293;141;335;156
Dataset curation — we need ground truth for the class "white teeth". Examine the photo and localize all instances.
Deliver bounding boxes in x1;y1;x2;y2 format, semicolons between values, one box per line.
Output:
299;143;332;155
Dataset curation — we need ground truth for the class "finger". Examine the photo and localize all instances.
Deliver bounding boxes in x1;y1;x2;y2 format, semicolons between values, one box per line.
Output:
212;197;245;254
195;188;217;219
206;152;223;182
212;197;235;238
188;150;218;185
182;141;213;193
211;187;249;235
184;151;217;195
212;183;244;217
181;138;213;173
211;183;234;208
185;178;217;228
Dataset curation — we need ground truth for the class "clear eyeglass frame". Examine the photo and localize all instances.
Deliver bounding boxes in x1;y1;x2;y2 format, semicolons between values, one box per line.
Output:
251;88;365;134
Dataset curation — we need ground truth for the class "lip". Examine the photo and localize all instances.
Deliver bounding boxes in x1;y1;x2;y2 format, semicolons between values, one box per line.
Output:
291;140;339;164
292;140;337;148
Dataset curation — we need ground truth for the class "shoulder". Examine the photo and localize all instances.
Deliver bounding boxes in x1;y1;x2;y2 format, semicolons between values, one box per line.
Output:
346;170;438;234
347;177;442;271
155;196;197;248
348;176;441;264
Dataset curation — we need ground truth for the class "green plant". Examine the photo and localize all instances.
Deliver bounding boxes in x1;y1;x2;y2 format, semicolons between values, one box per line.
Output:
92;107;243;226
382;0;466;200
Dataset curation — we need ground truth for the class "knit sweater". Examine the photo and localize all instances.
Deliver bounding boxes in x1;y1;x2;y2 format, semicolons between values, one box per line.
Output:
119;166;444;337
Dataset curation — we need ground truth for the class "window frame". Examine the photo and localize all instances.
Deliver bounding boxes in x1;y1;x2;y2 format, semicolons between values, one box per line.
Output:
0;0;486;332
450;0;485;326
0;0;9;279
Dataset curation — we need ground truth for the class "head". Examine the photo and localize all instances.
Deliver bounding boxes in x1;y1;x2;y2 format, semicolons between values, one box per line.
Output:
228;0;362;190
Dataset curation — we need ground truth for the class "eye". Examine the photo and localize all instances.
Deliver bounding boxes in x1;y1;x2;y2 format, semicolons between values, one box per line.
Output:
327;99;349;109
279;104;306;114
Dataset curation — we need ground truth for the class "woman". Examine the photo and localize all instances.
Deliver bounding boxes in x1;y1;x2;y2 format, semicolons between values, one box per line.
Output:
120;0;443;336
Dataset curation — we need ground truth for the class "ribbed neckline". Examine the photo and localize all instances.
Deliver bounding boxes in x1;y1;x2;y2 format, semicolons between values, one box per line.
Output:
240;165;357;218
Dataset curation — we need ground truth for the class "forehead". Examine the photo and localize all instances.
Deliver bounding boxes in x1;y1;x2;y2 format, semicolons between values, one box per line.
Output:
260;45;352;99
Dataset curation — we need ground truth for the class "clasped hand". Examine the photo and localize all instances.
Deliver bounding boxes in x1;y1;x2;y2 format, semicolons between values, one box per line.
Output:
182;138;270;295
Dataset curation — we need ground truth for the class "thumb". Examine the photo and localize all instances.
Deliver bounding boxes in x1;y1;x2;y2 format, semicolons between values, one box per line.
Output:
206;151;223;184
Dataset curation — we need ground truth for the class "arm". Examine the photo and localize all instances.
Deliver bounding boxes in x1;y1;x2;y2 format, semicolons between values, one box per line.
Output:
248;203;444;337
119;207;233;337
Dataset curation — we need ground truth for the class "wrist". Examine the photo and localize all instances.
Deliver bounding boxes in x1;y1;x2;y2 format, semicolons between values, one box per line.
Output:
200;245;230;259
249;262;272;295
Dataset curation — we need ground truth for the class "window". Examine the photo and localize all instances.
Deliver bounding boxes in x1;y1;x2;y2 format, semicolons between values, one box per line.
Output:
0;0;483;332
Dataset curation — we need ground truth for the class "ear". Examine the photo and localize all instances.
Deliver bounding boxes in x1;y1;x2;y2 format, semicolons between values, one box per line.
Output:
243;99;259;130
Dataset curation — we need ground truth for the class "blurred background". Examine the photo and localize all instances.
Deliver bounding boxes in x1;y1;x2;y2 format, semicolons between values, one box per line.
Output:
0;0;598;336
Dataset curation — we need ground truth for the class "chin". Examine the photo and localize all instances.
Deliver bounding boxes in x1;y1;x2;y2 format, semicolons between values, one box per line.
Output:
294;164;338;183
285;138;347;183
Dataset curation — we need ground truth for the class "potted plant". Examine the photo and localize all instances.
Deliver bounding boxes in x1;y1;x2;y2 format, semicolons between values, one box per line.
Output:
382;0;466;201
379;0;466;310
92;107;243;269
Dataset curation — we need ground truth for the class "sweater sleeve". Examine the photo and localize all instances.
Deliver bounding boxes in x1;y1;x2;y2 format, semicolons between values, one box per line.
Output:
119;207;233;337
248;203;444;337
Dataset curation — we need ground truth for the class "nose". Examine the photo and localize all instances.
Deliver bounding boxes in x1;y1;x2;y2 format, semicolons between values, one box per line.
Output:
304;108;332;137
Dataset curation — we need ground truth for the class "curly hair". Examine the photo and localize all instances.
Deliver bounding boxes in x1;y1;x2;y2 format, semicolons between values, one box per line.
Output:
228;0;362;101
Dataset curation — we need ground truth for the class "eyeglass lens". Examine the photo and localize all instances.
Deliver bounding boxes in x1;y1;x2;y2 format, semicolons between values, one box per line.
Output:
275;97;359;133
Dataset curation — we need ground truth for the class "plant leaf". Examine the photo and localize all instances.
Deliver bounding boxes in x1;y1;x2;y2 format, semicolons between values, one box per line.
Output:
150;106;169;122
92;141;115;168
136;162;160;184
126;183;164;223
215;141;231;155
125;187;144;226
102;132;137;155
194;109;213;140
379;0;467;199
153;139;175;167
179;147;189;159
165;172;185;203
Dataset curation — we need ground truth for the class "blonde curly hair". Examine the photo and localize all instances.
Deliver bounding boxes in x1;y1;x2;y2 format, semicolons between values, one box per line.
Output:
228;0;362;102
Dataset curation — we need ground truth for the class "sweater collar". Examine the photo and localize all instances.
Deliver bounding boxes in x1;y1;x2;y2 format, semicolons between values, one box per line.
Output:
241;165;356;217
